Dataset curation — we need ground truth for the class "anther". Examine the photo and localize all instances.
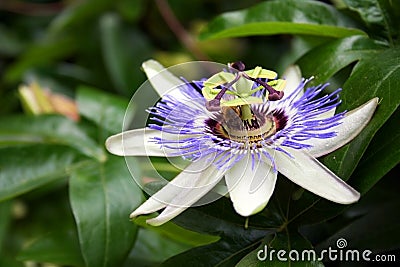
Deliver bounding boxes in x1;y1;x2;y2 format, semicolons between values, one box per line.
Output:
229;61;246;71
205;86;230;112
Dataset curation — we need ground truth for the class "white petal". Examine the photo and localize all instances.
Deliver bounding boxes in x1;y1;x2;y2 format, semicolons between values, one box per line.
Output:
131;153;227;226
308;98;379;157
282;65;303;100
142;60;185;98
275;147;360;204
105;128;174;157
225;154;277;217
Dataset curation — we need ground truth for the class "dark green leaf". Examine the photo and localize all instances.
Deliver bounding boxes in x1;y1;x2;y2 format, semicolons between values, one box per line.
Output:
69;156;143;267
116;0;144;22
77;86;129;134
49;0;113;33
200;0;366;40
17;230;85;267
317;201;400;252
124;227;192;267
0;201;11;252
158;197;274;267
0;115;105;161
0;145;82;201
343;0;386;31
297;35;383;85
0;24;25;56
323;48;400;179
161;237;263;267
100;13;151;95
351;107;400;193
377;0;400;45
134;215;219;246
0;257;24;267
4;36;77;83
342;0;400;45
6;185;83;267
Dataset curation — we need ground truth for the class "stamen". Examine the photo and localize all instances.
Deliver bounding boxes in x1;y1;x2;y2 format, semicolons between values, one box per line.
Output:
230;61;284;101
240;72;284;101
205;75;240;112
205;98;222;112
229;61;246;71
205;61;285;113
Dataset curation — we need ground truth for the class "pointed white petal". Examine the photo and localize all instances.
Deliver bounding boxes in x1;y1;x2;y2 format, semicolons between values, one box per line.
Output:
105;128;174;157
225;154;277;217
308;98;379;157
129;194;167;219
144;206;187;226
282;65;303;100
131;153;227;225
275;147;360;204
142;60;185;97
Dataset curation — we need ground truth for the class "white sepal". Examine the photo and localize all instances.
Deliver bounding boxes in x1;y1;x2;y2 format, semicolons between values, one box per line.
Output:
275;147;360;204
131;153;226;226
142;60;185;98
106;128;173;157
308;98;379;157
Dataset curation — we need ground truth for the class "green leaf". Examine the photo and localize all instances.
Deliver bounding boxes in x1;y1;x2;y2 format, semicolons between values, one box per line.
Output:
159;197;274;267
49;0;113;33
6;184;78;266
0;115;105;161
124;227;192;267
297;35;383;85
351;107;400;194
0;257;24;267
237;231;323;267
0;145;82;201
77;86;129;134
134;215;219;247
342;0;400;45
17;230;85;267
116;0;144;22
69;156;143;267
317;201;400;251
100;13;152;95
0;201;11;252
323;48;400;179
161;238;262;267
200;0;366;40
0;24;25;56
4;36;77;83
376;0;400;45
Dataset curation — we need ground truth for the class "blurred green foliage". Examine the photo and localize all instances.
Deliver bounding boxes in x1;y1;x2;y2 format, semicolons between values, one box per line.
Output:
0;0;399;266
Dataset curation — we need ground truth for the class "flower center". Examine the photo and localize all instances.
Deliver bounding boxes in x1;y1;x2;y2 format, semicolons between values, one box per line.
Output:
206;105;277;147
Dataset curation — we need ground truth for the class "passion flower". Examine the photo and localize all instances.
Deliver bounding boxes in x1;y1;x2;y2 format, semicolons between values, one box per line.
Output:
106;60;378;226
